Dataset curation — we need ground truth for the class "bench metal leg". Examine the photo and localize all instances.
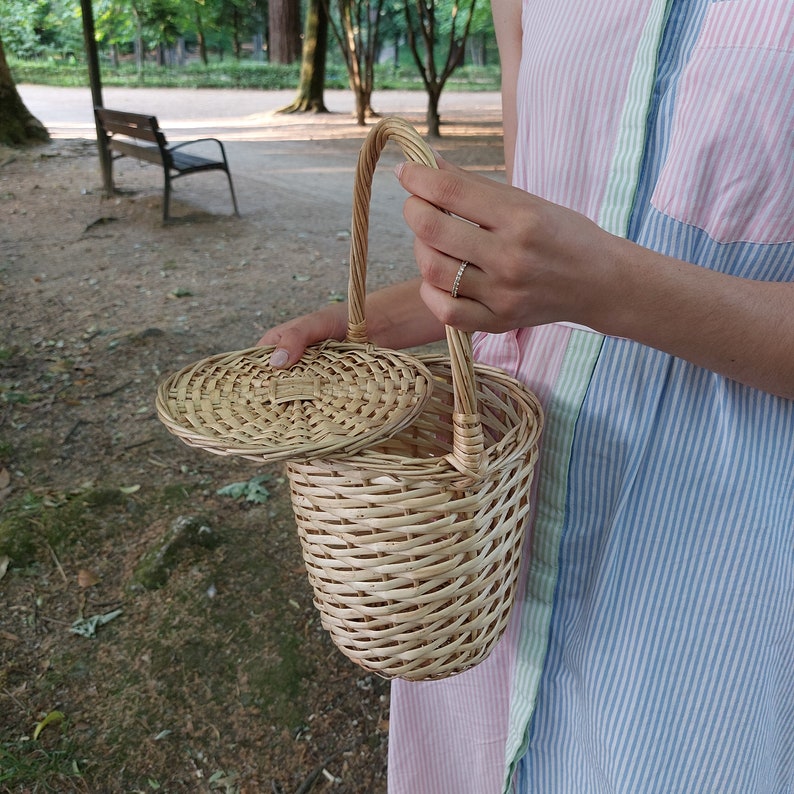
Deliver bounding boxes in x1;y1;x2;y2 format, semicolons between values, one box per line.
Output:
162;165;237;222
163;171;172;222
225;169;240;217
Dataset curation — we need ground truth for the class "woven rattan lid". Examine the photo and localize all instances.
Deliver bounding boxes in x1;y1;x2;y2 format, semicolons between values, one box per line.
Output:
156;118;443;465
155;341;434;463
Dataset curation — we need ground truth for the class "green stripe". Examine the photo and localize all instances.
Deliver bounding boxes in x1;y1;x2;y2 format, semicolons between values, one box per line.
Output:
502;329;603;790
598;0;673;236
502;3;672;789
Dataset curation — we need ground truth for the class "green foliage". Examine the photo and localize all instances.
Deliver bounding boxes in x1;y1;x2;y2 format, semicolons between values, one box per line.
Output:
216;474;272;504
8;55;499;91
0;0;47;58
0;0;84;59
0;735;84;789
2;0;497;79
8;56;292;87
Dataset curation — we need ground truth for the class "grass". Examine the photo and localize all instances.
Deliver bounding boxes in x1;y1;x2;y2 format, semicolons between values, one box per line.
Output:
0;735;85;791
0;486;132;568
9;57;501;92
0;476;337;791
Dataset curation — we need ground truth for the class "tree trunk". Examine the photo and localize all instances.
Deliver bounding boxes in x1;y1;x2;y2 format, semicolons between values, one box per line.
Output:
232;8;242;59
269;0;302;64
426;87;441;138
278;0;329;113
348;46;367;125
327;0;384;126
134;11;144;75
353;89;367;126
195;6;208;65
403;0;477;138
0;36;50;147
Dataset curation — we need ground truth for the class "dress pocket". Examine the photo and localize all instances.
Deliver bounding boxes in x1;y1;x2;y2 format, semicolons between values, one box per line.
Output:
650;0;793;244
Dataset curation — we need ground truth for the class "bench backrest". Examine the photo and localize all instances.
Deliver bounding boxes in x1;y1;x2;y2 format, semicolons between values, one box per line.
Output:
95;108;169;148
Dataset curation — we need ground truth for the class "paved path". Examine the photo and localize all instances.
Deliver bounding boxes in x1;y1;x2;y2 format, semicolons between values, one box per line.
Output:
18;84;502;142
17;84;505;222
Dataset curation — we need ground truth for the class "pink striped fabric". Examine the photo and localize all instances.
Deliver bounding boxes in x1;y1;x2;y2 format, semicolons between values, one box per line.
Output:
386;2;659;791
513;0;652;219
387;323;578;794
650;0;794;243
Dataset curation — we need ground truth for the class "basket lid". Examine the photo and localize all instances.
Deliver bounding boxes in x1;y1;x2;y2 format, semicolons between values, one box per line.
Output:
155;342;434;463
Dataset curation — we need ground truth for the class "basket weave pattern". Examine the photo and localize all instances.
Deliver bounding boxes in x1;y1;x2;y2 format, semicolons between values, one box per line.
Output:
156;117;543;681
288;356;541;680
157;342;433;463
284;119;544;680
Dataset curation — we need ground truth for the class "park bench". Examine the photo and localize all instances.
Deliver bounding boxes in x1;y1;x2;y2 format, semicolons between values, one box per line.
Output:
94;107;240;222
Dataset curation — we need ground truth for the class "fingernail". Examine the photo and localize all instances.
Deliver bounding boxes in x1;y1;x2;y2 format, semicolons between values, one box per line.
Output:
269;348;289;368
393;162;405;180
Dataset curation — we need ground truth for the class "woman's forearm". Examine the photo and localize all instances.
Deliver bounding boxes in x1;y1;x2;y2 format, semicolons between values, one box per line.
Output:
365;278;447;349
589;233;794;399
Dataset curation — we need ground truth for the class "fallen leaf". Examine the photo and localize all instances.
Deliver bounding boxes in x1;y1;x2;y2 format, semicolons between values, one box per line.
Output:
0;468;10;489
70;609;123;638
33;710;65;740
77;568;101;588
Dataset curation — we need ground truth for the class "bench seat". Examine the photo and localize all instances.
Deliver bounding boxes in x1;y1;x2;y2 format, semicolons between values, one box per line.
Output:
94;107;240;222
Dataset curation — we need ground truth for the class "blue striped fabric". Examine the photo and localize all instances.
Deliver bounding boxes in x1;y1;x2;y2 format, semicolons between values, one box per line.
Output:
512;1;794;791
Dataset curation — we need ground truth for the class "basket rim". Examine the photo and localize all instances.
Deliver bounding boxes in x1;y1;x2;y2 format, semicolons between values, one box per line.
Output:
155;341;436;464
285;353;544;481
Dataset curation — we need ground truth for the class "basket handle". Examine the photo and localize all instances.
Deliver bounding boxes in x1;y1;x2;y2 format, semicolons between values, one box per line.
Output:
347;117;485;479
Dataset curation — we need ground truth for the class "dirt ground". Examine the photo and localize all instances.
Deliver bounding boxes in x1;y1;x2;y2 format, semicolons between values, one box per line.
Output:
0;89;504;793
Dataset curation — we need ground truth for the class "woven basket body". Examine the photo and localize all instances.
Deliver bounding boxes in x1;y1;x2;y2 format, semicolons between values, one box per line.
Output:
283;118;543;679
156;117;543;681
288;355;542;681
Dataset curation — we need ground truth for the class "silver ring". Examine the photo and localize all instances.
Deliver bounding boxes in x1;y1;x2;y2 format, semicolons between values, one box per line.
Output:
451;260;470;299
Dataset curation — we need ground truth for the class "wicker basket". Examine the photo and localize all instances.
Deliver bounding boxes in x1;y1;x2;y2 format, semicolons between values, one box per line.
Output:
156;117;543;681
284;118;543;680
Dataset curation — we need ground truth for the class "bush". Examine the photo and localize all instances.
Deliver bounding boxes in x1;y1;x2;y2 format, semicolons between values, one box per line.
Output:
9;57;500;92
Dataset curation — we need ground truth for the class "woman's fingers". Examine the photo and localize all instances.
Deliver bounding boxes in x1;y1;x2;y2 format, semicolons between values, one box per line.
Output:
413;238;482;301
395;158;510;231
257;308;347;368
396;158;613;334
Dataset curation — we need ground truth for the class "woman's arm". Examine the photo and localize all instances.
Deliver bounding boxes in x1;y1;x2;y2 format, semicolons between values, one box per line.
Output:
394;157;794;399
491;0;522;183
599;239;794;398
258;278;445;368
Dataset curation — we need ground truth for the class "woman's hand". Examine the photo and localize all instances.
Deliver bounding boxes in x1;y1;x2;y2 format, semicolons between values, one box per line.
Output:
394;155;619;334
395;155;794;399
258;279;446;369
257;304;348;368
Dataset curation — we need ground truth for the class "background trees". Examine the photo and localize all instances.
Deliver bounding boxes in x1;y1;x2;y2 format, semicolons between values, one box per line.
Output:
0;35;50;145
2;0;494;74
1;0;497;141
326;0;384;125
403;0;478;136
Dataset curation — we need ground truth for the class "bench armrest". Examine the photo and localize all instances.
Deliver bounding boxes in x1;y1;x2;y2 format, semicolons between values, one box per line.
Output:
168;138;231;164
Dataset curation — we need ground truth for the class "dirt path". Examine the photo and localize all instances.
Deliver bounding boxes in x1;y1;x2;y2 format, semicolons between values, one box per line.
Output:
1;89;504;792
18;84;502;139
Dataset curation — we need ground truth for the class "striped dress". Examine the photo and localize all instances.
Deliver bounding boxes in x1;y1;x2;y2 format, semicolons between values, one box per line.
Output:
387;2;794;792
